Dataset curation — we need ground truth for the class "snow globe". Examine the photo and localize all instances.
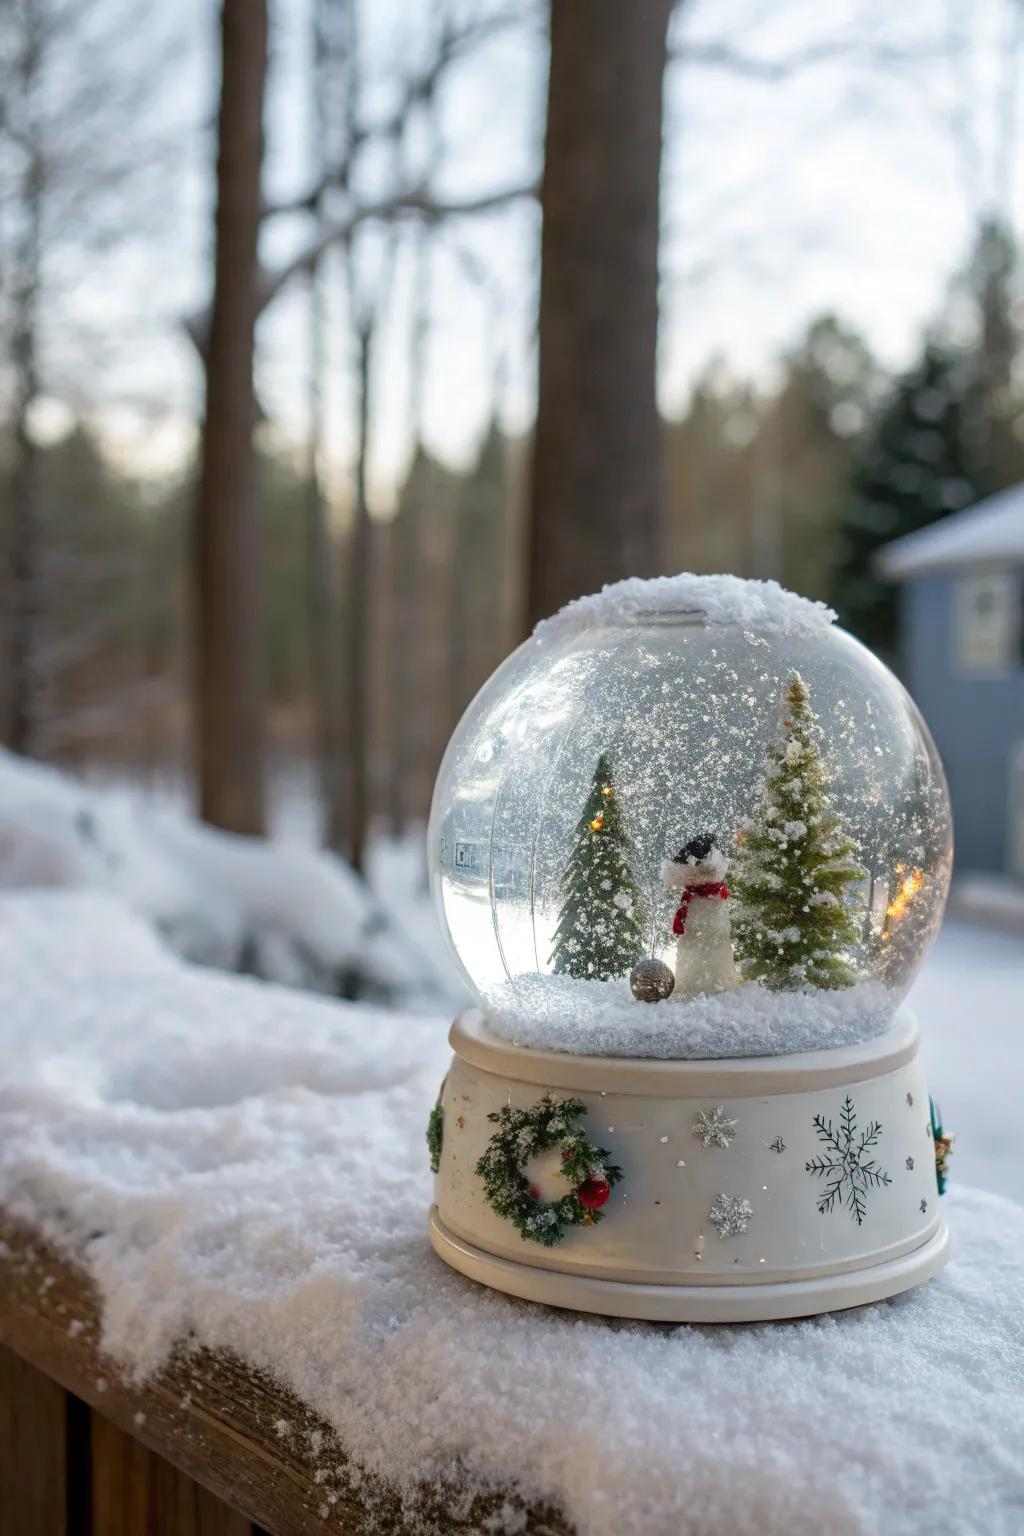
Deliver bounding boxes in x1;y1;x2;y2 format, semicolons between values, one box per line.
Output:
426;576;953;1320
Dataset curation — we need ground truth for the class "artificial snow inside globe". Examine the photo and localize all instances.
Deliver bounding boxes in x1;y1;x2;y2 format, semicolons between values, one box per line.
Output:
427;575;954;1322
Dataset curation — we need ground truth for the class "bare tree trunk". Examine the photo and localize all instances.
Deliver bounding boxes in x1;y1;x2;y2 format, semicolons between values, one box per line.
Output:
306;0;346;848
387;234;431;839
341;324;373;871
386;485;417;839
527;0;672;630
8;11;45;757
192;0;268;834
306;262;347;849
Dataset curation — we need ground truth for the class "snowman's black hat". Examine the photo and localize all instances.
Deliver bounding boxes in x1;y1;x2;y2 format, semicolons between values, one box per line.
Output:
673;832;718;865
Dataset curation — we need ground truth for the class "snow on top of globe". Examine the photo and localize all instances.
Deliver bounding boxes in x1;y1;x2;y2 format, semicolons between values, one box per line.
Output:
534;572;837;643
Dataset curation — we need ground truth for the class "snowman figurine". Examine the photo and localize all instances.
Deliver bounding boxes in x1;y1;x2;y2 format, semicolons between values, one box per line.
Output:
662;833;740;1000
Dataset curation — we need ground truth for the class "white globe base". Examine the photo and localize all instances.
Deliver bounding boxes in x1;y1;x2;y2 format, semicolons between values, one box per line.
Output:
429;1008;950;1323
429;1205;949;1322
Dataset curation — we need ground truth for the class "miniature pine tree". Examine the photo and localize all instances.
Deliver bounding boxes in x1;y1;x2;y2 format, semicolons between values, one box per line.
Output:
731;673;864;990
550;754;646;981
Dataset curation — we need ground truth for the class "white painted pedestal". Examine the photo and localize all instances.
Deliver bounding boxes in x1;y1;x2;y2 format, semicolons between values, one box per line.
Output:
428;1008;949;1322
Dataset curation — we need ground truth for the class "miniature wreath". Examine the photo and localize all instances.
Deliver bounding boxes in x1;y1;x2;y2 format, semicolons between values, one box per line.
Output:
475;1094;622;1247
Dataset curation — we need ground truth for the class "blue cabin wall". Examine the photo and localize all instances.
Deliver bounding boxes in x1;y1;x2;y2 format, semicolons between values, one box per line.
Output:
900;574;1024;875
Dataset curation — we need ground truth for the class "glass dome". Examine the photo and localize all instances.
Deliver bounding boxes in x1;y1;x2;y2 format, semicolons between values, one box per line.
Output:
428;577;952;1059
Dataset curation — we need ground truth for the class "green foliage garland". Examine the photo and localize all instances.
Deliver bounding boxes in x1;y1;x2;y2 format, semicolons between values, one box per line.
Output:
549;754;646;981
731;672;864;990
475;1095;622;1247
426;1103;444;1174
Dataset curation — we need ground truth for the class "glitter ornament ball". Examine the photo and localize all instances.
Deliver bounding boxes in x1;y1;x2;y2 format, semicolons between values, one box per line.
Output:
630;957;675;1003
428;575;952;1060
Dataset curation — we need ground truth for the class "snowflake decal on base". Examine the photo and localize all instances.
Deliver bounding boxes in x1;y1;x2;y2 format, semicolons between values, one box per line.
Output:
708;1192;753;1238
805;1094;891;1227
693;1106;738;1149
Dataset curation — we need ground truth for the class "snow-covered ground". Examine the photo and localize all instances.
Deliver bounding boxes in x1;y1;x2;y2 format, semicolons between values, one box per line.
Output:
909;921;1024;1201
0;890;1021;1535
0;747;457;1009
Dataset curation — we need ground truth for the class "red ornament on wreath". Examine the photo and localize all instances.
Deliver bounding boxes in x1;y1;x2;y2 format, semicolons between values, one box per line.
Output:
577;1175;611;1210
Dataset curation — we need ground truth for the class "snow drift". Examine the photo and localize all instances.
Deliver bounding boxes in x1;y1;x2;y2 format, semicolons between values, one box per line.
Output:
0;747;436;1006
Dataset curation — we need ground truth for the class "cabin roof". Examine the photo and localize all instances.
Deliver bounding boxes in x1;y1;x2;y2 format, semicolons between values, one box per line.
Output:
876;485;1024;579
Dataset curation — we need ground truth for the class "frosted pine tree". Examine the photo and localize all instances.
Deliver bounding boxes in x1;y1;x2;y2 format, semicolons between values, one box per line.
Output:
550;755;646;981
732;673;863;990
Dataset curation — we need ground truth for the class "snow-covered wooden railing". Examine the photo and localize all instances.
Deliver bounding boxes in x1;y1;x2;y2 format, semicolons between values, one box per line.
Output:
0;1219;568;1536
2;894;1023;1535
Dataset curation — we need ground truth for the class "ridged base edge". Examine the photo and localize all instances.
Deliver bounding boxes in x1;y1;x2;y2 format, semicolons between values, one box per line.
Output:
428;1205;950;1323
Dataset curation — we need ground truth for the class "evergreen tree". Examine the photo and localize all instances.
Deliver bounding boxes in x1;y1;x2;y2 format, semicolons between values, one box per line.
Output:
550;755;646;981
732;674;863;991
833;219;1024;655
955;218;1021;487
663;318;880;605
450;421;514;716
832;341;984;655
767;315;879;602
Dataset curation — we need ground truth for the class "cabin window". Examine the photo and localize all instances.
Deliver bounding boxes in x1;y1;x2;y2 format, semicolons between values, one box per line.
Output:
953;571;1023;674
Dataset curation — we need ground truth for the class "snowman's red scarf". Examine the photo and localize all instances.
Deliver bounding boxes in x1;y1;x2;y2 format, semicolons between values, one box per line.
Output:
672;882;729;935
